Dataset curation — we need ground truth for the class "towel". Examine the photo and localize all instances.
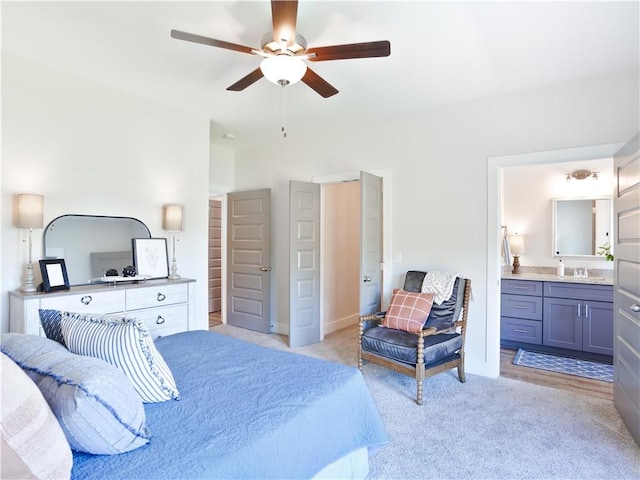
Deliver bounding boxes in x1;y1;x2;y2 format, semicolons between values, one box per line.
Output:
421;271;459;305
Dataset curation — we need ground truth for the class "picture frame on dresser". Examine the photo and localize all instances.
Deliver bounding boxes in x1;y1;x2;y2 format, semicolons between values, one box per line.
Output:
132;238;169;279
38;259;70;292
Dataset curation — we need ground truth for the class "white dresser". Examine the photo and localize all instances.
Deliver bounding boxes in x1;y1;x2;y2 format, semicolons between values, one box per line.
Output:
9;278;196;339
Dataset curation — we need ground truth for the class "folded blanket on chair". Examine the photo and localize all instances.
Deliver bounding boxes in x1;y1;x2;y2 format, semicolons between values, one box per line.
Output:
421;271;459;305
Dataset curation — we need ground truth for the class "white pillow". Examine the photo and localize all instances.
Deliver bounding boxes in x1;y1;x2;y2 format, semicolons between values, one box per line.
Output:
1;352;73;479
61;312;180;403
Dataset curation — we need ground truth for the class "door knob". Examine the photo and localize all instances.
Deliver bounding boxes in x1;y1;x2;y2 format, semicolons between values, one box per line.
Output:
363;276;372;282
260;266;272;272
631;304;640;312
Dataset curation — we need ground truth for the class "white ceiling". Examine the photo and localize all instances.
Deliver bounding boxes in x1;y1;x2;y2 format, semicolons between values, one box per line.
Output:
2;1;638;149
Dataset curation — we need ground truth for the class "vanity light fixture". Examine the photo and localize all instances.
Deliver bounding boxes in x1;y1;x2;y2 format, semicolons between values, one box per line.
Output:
565;169;598;182
163;204;183;280
16;194;44;292
509;233;525;275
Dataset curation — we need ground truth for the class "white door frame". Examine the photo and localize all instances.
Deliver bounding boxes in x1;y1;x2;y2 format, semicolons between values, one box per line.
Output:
209;191;228;323
487;143;624;378
312;168;393;338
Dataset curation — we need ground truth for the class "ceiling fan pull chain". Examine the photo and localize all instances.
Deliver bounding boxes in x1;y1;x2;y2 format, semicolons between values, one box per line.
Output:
281;84;287;138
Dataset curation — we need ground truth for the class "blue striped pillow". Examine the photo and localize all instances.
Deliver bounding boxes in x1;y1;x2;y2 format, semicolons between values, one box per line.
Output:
38;309;65;346
61;312;180;403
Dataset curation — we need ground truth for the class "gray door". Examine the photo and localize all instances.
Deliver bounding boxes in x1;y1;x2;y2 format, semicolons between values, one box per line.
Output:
289;181;321;348
226;189;271;333
360;171;383;315
613;133;640;446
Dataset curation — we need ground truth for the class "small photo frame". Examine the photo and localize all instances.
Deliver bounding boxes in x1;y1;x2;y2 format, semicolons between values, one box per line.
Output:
132;238;169;279
39;259;70;292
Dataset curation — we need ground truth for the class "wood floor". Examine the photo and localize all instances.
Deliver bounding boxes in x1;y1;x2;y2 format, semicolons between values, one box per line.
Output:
500;347;613;401
208;312;612;402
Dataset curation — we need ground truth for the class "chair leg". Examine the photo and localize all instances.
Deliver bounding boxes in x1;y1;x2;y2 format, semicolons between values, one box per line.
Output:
457;362;466;383
416;335;425;405
416;379;424;405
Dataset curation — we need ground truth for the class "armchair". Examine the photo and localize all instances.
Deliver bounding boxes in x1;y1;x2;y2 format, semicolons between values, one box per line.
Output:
358;271;471;405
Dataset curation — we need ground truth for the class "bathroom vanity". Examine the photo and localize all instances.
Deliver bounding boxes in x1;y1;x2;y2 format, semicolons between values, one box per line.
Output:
501;272;613;362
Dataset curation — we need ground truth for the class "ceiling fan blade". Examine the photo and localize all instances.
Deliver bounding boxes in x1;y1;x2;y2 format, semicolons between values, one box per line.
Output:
171;29;255;55
307;41;391;61
227;68;264;91
302;68;338;98
271;0;298;46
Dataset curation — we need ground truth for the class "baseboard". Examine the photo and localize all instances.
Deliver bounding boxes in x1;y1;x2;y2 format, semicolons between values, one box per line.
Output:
324;313;359;335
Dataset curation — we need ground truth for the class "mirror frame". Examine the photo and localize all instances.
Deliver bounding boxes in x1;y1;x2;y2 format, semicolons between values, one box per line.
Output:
43;214;151;285
551;196;613;260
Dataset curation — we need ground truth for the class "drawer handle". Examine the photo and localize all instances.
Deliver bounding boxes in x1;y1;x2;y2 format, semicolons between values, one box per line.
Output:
631;304;640;312
157;293;166;302
577;303;581;317
80;295;92;305
156;316;166;325
513;286;529;290
514;329;528;333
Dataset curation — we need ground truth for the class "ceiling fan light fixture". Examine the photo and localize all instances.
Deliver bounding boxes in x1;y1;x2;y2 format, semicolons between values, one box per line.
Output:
260;55;307;86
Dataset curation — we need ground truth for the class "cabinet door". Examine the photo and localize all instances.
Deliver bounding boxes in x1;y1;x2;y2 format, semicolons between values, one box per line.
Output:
543;297;582;350
583;301;614;356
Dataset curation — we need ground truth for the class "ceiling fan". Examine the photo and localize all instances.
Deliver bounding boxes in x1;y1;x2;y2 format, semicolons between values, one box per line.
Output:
171;0;391;98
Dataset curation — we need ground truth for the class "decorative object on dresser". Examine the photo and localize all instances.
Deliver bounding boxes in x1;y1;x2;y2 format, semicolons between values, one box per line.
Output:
359;270;471;405
509;233;525;274
38;259;70;292
132;238;169;280
162;204;183;280
16;194;44;292
9;278;196;339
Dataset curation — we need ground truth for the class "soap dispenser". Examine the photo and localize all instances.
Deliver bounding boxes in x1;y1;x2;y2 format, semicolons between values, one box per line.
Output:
557;259;565;277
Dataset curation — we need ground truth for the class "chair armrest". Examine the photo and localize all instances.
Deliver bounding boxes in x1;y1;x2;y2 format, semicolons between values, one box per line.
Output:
359;312;385;332
421;320;460;337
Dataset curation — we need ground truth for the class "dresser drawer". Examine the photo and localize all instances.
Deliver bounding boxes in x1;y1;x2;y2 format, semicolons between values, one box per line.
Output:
135;304;188;339
40;290;125;314
501;317;542;345
126;284;188;311
501;294;543;321
501;280;543;297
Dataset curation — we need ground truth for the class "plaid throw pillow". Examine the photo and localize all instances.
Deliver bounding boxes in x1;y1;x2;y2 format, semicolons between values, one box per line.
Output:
382;289;435;333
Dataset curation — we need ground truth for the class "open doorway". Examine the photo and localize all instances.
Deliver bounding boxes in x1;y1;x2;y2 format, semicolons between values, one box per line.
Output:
208;197;223;328
321;180;361;335
488;143;621;396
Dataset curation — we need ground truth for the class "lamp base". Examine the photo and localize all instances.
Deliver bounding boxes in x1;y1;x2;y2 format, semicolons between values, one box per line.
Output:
168;273;181;280
511;255;521;274
21;262;37;292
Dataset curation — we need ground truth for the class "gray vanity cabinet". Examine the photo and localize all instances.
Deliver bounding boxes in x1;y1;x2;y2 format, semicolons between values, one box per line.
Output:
501;278;613;359
500;280;543;345
542;282;614;356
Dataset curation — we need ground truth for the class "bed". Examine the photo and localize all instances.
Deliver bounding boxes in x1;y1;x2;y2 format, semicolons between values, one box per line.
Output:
3;328;389;480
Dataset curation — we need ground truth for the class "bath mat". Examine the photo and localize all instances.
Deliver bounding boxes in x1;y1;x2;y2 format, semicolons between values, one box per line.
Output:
513;349;613;383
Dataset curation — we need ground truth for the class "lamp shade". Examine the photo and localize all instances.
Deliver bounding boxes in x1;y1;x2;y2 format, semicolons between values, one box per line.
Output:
260;56;307;86
163;205;183;232
509;234;526;255
16;194;44;229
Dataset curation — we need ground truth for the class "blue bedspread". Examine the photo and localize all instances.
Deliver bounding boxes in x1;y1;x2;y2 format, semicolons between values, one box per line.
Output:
71;330;388;479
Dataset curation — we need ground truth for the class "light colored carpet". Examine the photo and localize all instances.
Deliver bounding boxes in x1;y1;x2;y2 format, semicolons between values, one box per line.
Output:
212;323;640;479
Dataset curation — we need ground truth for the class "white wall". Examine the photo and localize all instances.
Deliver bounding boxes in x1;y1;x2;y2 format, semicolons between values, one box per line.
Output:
233;68;639;377
503;159;615;271
1;54;211;333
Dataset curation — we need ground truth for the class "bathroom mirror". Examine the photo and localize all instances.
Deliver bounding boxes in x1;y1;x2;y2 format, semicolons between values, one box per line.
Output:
551;197;613;258
43;215;151;285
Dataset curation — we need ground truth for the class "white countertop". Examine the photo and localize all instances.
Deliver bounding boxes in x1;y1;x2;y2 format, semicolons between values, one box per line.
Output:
502;271;613;286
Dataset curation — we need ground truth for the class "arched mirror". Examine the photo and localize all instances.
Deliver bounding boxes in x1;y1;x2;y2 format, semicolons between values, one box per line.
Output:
43;215;151;285
552;197;613;258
